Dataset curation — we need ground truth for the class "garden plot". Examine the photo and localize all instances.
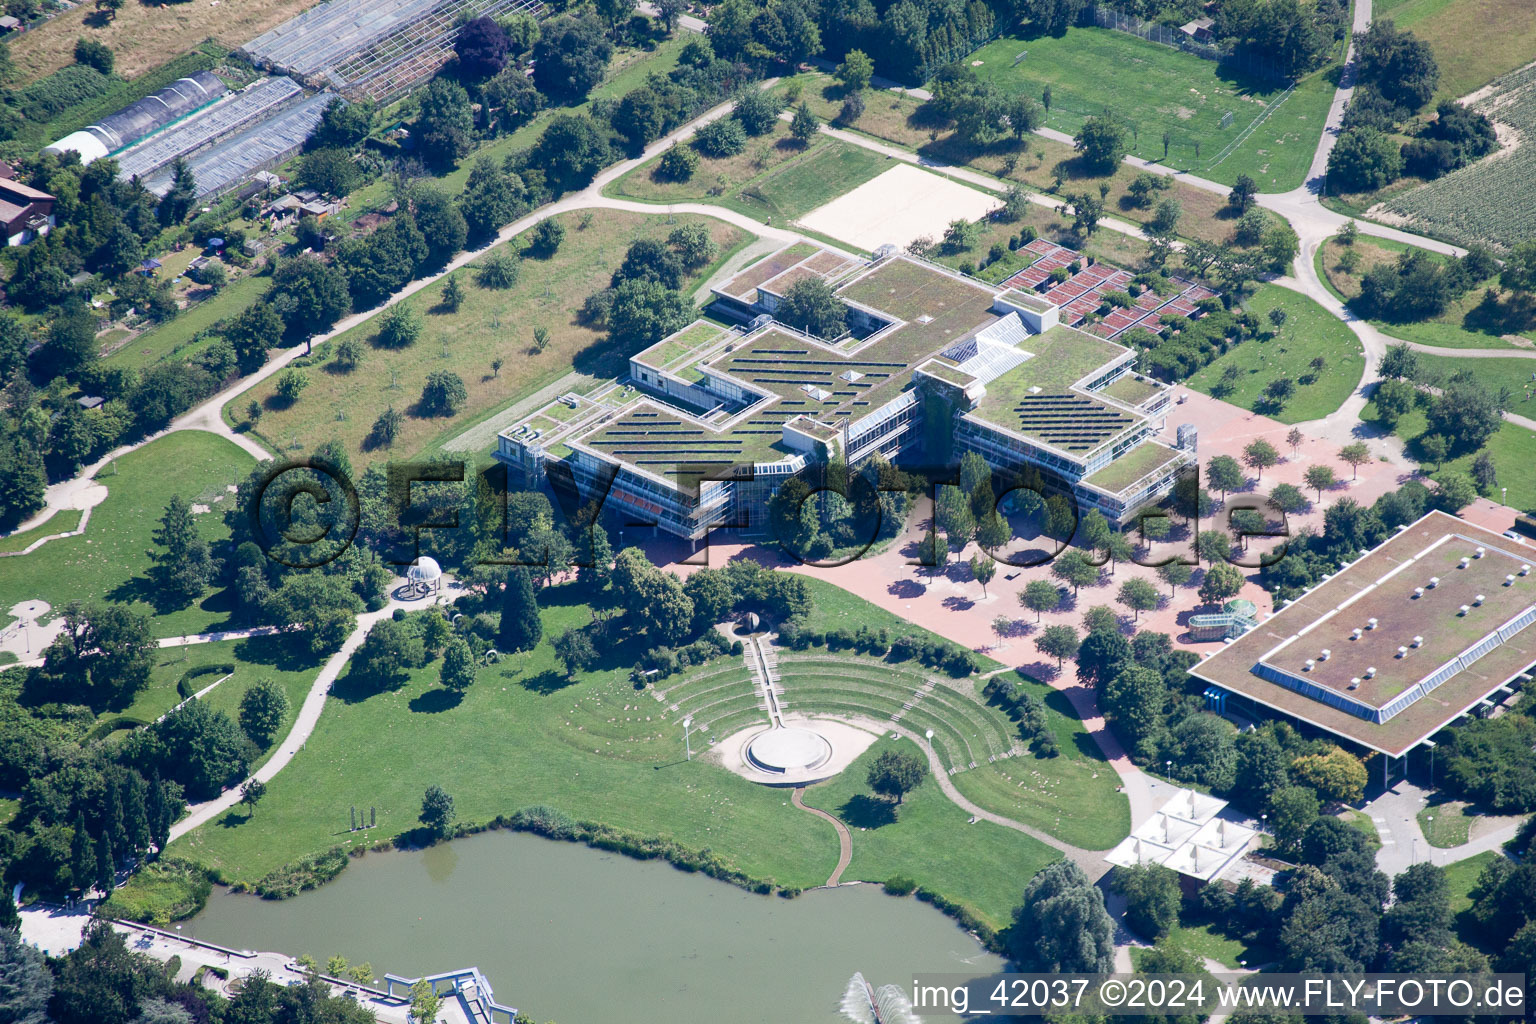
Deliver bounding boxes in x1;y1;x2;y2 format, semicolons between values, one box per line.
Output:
796;165;1000;252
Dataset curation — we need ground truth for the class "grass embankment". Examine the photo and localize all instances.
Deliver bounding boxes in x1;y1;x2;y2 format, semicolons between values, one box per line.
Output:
608;121;893;226
0;431;254;637
1185;283;1365;423
1418;801;1476;848
965;26;1339;192
1316;235;1534;351
169;579;1107;929
800;737;1059;932
224;211;752;469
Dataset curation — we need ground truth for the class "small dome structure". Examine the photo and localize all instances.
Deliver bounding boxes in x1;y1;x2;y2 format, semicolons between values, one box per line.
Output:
1223;598;1258;619
740;611;761;633
407;557;442;583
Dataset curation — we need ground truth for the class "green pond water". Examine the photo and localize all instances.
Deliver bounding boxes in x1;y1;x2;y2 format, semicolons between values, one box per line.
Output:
188;830;1005;1022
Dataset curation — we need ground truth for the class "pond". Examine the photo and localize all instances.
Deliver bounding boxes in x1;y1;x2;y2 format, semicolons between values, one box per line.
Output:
188;830;1006;1023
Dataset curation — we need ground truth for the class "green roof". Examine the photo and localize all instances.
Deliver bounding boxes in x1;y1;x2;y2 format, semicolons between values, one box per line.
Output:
1099;373;1165;407
579;401;794;469
1082;442;1185;494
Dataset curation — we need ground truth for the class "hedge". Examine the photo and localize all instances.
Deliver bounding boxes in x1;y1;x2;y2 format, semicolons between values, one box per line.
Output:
176;662;235;700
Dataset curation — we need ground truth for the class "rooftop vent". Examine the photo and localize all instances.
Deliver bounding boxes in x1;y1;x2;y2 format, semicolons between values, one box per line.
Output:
1320;649;1331;661
1414;587;1425;598
1304;659;1315;671
1522;565;1532;576
1475;594;1486;605
1508;575;1518;586
1349;678;1361;690
1397;646;1409;658
1351;628;1364;639
1365;667;1377;678
1460;604;1471;616
1429;577;1441;588
1459;557;1471;568
1367;617;1379;630
1413;636;1424;647
1476;547;1486;558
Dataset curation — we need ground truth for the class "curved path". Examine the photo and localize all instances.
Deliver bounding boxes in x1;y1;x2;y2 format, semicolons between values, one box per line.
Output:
791;785;854;886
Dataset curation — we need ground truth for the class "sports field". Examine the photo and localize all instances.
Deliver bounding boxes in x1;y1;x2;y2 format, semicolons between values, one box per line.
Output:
796;164;1000;251
966;27;1336;191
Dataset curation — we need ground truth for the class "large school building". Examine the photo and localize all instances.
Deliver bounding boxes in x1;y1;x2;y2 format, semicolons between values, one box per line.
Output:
495;243;1196;541
1193;511;1536;773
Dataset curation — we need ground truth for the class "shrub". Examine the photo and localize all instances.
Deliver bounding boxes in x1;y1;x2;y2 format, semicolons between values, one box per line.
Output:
656;143;699;182
884;876;918;895
692;118;746;158
477;250;520;288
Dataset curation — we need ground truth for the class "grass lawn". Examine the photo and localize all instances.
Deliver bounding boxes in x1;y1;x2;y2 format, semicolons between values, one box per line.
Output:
950;672;1131;850
799;736;1060;930
1315;235;1532;350
1361;399;1536;511
1418;800;1475;848
783;73;1250;247
608;122;894;226
224;211;752;469
118;636;323;773
1185;283;1365;422
1448;850;1499;913
1129;917;1259;969
1342;809;1383;849
0;431;254;637
1374;0;1536;102
965;28;1336;191
0;509;83;554
1416;354;1536;408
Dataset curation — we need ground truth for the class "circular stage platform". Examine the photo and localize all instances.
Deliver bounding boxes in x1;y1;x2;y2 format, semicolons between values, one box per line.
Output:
746;726;833;775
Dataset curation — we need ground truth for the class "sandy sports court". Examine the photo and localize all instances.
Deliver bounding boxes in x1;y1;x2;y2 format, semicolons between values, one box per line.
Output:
796;165;1001;252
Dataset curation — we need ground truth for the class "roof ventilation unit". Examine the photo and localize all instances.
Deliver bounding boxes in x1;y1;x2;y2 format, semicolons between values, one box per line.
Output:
1476;547;1486;558
1459;604;1471;616
1397;646;1409;658
1428;577;1441;588
1414;587;1425;598
1508;575;1518;586
1349;678;1361;690
1367;617;1379;630
1522;565;1532;576
1303;659;1315;671
1365;667;1377;678
1475;594;1486;606
1413;635;1424;647
1351;628;1364;639
1459;557;1471;568
1319;649;1331;661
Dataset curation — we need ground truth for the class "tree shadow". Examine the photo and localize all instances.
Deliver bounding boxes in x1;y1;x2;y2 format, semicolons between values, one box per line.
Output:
839;793;897;829
522;669;577;694
409;688;464;713
219;810;254;828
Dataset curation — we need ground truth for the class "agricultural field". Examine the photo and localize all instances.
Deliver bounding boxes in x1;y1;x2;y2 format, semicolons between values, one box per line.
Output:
965;27;1336;191
607;122;893;227
0;430;254;637
7;0;321;83
224;211;752;468
1315;235;1533;350
1383;61;1536;250
1185;284;1365;423
1374;0;1536;102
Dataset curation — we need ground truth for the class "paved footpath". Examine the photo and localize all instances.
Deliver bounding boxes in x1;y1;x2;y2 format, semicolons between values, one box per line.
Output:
791;786;854;886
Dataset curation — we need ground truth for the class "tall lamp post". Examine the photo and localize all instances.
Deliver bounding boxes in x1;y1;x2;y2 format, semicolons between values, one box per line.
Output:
682;716;693;761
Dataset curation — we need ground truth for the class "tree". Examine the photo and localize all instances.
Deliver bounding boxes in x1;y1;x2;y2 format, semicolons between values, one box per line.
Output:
73;36;113;73
420;785;455;839
552;627;598;679
410;979;442;1024
157;157;197;225
377;302;423;348
1471;451;1498;494
970;554;997;596
790;101;819;145
440;637;477;692
607;278;692;349
420;370;467;416
836;49;874;91
733;89;782;136
1242;438;1280;481
1327;127;1403;191
1269;784;1321;850
152;493;220;605
532;12;613;102
240;778;266;815
867;747;927;804
1432;471;1477;513
1417;433;1449;472
1113;863;1181;940
310;96;374;149
1206;455;1245;500
454;15;510;78
1304;464;1337;501
1051;549;1097;596
692;117;747;158
1427;378;1504;453
1116;577;1159;621
611;547;693;645
238;679;290;747
1291;747;1368;804
668;223;716;268
1228;173;1258;212
415;77;475;166
1076;625;1132;687
1074;114;1128;173
776;277;846;339
270;255;350;339
1338;441;1371;480
656;143;698;182
353;617;424;689
1156;560;1192;597
499;568;542;653
412;185;467;267
1356;20;1440;110
148;699;250;799
1008;860;1115;973
1199;562;1245;605
1020;579;1061;621
1373;377;1416;427
297;147;357;196
1035;624;1079;668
